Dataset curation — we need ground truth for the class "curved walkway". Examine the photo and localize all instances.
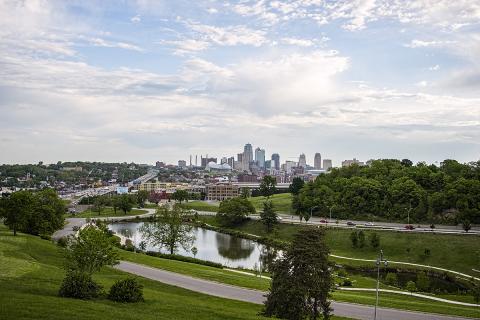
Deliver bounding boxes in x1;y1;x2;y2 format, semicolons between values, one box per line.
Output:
115;261;473;320
331;254;480;282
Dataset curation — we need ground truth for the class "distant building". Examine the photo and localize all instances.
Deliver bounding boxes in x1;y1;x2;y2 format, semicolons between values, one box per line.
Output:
205;162;232;172
271;153;280;170
237;173;258;183
155;161;166;168
323;159;332;171
255;147;266;169
298;154;307;168
314;153;322;169
205;183;240;201
285;160;296;173
221;157;228;164
227;156;235;168
342;158;364;167
178;160;187;168
243;143;253;171
265;160;271;169
201;157;217;168
61;166;83;172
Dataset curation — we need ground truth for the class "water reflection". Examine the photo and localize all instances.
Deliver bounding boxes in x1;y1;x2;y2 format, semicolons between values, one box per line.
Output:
108;221;276;269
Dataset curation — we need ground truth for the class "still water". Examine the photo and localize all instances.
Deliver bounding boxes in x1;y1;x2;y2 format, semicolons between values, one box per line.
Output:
108;222;276;270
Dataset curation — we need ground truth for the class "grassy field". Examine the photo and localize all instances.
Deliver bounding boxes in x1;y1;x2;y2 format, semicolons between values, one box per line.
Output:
249;193;293;213
0;225;272;320
66;207;148;218
199;216;480;276
180;201;219;212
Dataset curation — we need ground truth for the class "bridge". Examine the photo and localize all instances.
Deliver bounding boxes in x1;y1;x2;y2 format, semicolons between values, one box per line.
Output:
232;182;290;189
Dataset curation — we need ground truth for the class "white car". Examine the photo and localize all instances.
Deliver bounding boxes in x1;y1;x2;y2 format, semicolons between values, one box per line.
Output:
364;222;375;227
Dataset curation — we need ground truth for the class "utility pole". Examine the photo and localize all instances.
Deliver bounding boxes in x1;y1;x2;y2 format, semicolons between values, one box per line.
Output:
309;206;319;223
374;250;388;320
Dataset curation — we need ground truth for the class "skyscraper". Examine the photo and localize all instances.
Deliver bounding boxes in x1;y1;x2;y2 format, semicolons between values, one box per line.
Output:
271;153;280;170
243;143;253;171
323;159;332;171
314;153;322;169
255;147;265;168
298;153;306;168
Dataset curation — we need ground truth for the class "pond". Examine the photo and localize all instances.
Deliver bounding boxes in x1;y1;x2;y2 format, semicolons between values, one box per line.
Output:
108;222;278;270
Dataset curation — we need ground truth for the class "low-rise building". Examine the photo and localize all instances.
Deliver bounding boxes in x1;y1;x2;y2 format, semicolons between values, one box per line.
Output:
205;183;239;201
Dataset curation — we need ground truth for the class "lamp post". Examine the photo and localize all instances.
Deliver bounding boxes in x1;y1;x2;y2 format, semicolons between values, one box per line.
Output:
374;250;388;320
328;205;335;223
309;206;319;224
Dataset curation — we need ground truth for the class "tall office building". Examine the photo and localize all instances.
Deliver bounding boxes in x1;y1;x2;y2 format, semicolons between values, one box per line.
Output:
221;157;228;164
227;156;235;168
255;147;266;168
243;143;253;171
323;159;332;171
314;153;322;169
271;153;280;170
298;153;307;168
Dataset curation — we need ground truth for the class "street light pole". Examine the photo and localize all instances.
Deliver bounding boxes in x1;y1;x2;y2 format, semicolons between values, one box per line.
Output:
374;250;388;320
310;206;319;224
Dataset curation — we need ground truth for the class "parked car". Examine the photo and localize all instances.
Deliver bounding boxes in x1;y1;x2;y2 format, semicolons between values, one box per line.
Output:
404;224;415;230
346;221;356;226
364;222;374;227
319;219;328;223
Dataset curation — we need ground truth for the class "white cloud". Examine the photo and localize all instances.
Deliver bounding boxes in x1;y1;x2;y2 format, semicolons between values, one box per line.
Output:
207;8;218;14
187;22;268;47
429;65;440;71
89;38;144;52
404;39;455;48
131;15;141;23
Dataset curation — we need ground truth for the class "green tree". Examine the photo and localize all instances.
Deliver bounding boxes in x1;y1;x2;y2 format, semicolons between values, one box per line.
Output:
136;190;149;208
140;205;195;254
261;200;278;233
416;271;430;292
172;189;189;203
92;197;105;215
462;219;471;232
406;281;417;294
357;230;365;248
240;187;251;199
260;175;277;199
118;194;133;214
369;232;380;248
289;177;305;195
216;197;256;227
263;228;333;320
0;191;33;236
349;231;358;248
112;195;120;214
385;273;398;286
64;225;119;275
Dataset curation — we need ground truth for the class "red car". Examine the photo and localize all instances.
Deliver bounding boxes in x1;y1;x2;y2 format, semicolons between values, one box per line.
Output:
319;219;328;223
404;224;415;230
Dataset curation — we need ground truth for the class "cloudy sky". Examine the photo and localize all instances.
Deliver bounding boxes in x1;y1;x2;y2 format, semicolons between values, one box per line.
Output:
1;0;479;166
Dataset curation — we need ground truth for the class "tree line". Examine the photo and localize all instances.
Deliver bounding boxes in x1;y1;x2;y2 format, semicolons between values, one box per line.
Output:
293;159;480;224
0;189;65;236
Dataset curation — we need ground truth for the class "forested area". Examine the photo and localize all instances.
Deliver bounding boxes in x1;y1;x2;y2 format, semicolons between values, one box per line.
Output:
294;159;480;224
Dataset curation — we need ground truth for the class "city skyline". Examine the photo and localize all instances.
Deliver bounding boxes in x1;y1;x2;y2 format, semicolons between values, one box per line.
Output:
1;1;479;165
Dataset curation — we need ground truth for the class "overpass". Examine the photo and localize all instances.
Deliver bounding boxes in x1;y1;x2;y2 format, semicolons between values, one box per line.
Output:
232;182;290;189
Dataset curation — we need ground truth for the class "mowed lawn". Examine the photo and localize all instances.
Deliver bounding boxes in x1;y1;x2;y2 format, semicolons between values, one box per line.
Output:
66;207;148;218
0;225;269;320
179;201;219;212
199;216;480;276
249;193;293;213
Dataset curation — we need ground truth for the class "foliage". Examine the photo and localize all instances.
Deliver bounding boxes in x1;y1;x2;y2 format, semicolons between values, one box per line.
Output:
260;175;277;199
462;220;471;232
136;190;149;208
357;230;365;248
118;194;134;214
385;272;398;286
263;228;333;320
349;231;358;248
108;278;144;303
216;197;256;227
369;232;380;248
289;177;305;195
0;189;64;236
240;187;251;199
295;159;480;223
64;226;119;275
145;251;223;268
172;189;189;203
406;280;417;293
260;200;278;233
92;197;105;215
416;271;430;291
58;271;102;299
140;206;195;254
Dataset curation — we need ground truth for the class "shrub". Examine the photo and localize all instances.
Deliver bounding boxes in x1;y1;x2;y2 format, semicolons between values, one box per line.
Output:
146;251;223;268
57;236;68;248
108;278;144;303
385;272;398;286
342;279;353;286
40;234;51;241
337;269;348;278
369;232;380;248
59;271;102;299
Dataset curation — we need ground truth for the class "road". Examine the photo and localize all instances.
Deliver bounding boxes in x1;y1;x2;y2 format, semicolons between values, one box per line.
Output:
115;261;473;320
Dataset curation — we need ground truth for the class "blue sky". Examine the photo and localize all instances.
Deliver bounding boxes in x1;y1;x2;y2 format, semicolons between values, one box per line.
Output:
0;0;479;166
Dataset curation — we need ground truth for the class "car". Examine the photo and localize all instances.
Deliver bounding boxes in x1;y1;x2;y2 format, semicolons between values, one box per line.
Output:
364;222;374;227
404;224;415;230
346;221;356;226
319;219;328;223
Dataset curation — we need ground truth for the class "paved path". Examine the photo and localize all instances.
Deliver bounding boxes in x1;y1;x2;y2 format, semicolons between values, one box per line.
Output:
115;261;474;320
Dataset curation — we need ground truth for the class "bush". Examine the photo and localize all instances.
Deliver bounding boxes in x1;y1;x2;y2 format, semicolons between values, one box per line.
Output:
342;279;353;286
385;272;398;286
57;236;68;248
108;278;144;303
146;251;223;268
59;271;102;299
40;234;51;241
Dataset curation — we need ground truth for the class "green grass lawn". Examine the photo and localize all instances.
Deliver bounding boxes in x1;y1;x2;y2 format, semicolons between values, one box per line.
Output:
249;193;293;213
67;207;148;218
179;201;219;212
199;216;480;277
